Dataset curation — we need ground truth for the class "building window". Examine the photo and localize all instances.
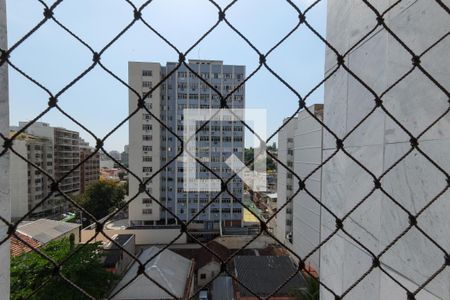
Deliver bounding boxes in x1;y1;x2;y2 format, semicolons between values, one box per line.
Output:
143;145;152;152
143;167;152;173
142;209;152;215
200;274;206;279
142;70;152;77
143;135;152;141
142;198;152;204
143;156;152;162
142;81;152;88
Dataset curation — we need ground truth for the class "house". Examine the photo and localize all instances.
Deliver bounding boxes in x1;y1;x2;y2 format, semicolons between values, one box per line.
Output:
173;241;231;288
233;256;306;300
16;219;80;245
103;234;135;275
110;246;194;300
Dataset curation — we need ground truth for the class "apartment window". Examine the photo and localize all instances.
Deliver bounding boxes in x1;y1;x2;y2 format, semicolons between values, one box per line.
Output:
143;124;152;131
233;208;242;213
143;145;152;152
142;209;152;215
142;81;152;88
142;92;152;99
189;93;199;100
143;167;152;173
224;73;232;79
236;73;243;80
143;135;152;141
143;114;151;121
178;71;187;78
143;156;152;162
142;70;152;76
142;198;152;204
201;72;209;79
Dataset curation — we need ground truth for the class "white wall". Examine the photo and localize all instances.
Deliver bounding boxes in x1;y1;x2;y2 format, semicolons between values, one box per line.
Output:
9;140;28;220
321;1;450;299
276;116;296;248
0;0;9;296
128;62;162;223
292;104;323;271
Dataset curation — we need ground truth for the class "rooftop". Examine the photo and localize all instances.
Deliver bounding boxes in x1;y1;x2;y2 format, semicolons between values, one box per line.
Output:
17;219;80;244
110;246;193;300
234;255;305;297
10;232;42;257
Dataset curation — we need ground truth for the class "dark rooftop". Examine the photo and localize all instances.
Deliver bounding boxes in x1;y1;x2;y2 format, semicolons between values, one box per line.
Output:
234;255;305;297
103;234;134;268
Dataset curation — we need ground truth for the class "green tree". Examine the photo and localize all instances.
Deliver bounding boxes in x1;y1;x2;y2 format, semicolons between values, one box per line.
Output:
11;237;116;300
76;180;125;220
289;275;320;300
244;147;277;172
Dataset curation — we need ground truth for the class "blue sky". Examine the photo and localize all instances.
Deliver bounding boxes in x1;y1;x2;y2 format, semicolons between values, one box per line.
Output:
6;0;326;151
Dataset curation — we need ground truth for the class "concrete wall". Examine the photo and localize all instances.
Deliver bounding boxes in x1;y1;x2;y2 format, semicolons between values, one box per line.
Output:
276;116;296;248
321;1;450;299
292;104;323;271
81;228;187;245
0;0;9;297
9;140;28;220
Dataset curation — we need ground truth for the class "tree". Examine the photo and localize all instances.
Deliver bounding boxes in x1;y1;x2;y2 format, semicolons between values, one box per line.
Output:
76;179;125;220
289;275;320;300
11;237;116;300
244;147;277;172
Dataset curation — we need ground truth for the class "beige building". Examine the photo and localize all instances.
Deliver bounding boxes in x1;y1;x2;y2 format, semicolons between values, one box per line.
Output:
79;138;100;193
10;122;94;220
10;131;54;220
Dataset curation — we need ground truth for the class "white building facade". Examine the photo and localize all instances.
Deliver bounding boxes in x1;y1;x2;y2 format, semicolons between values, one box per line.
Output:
320;1;450;299
277;104;323;272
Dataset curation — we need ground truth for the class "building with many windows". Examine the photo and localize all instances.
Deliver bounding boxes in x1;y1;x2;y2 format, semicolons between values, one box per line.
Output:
10;122;99;220
128;60;245;228
276;104;323;272
79;138;100;193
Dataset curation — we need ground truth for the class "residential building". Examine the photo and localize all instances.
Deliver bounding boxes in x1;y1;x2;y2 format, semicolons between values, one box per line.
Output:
79;138;100;193
276;104;323;272
103;234;135;275
320;1;450;299
233;256;305;300
19;122;80;195
9;131;54;219
110;246;194;300
10;122;100;220
128;60;245;228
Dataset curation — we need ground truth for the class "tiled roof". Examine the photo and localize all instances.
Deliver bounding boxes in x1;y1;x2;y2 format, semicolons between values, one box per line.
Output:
10;232;42;257
234;255;306;297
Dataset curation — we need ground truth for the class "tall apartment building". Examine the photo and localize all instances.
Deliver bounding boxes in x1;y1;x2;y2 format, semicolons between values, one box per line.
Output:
9;132;54;220
128;60;245;227
277;104;323;271
10;122;82;220
79;138;100;193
